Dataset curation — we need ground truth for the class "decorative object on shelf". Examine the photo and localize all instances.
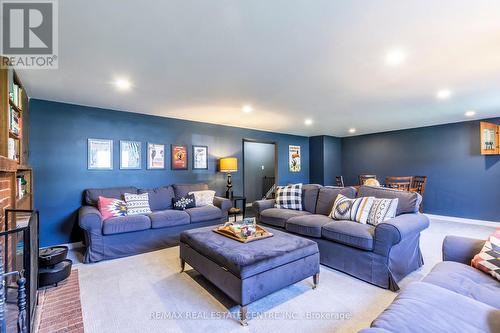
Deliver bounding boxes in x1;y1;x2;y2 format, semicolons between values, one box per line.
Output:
147;143;165;169
192;145;208;170
288;145;301;172
171;144;188;170
120;140;141;169
88;138;113;170
219;157;238;198
480;121;499;155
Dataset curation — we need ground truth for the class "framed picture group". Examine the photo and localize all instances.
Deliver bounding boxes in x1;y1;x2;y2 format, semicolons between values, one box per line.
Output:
87;138;209;171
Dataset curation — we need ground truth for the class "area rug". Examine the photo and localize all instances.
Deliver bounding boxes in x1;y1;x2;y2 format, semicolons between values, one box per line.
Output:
77;219;495;333
36;269;84;333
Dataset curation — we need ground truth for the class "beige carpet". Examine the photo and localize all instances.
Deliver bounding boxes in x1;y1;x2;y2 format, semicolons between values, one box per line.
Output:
77;219;495;333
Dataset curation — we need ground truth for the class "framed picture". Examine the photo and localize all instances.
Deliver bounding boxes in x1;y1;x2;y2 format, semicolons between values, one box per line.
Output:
147;143;165;169
171;144;188;170
192;145;208;170
289;145;301;172
120;141;141;169
88;139;113;170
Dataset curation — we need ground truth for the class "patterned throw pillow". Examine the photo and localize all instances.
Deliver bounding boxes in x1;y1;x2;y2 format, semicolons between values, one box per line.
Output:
97;196;127;220
123;193;152;215
471;229;500;281
275;183;303;211
189;190;216;207
173;193;196;210
366;198;399;226
330;194;375;224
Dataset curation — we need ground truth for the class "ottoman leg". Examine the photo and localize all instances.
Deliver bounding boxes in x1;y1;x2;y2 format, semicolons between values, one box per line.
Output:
180;258;185;273
240;305;248;326
313;273;319;289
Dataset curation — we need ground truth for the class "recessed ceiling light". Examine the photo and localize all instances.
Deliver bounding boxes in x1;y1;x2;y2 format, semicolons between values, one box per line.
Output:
114;78;132;91
242;105;253;113
349;128;356;134
465;110;476;117
436;89;452;100
385;48;407;66
304;119;313;126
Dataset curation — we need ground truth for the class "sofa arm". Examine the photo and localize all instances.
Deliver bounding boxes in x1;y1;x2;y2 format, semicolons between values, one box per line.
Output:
78;205;103;234
442;235;485;264
253;199;276;214
374;213;430;256
213;196;232;213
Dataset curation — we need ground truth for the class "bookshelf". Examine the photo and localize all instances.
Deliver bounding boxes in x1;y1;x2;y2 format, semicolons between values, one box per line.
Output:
0;57;33;211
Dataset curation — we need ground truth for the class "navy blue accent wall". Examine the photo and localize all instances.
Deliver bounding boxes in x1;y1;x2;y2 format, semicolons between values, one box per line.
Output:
309;135;342;185
341;119;500;221
29;99;310;246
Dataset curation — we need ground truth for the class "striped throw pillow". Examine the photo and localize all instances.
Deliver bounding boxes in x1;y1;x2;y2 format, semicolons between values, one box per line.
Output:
123;193;152;215
471;229;500;281
366;198;399;226
330;194;374;224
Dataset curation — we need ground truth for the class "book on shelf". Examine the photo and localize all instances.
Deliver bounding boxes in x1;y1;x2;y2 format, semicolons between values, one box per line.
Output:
8;138;16;160
10;83;23;110
9;106;20;135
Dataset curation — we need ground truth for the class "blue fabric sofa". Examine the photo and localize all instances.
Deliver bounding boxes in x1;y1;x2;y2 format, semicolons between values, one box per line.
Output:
78;183;231;263
360;235;500;333
253;185;429;291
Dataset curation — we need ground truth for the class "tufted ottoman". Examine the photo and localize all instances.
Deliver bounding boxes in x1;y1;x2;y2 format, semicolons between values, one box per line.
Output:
179;226;320;325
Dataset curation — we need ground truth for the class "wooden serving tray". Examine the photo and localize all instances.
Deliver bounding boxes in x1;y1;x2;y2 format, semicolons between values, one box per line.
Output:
213;225;273;243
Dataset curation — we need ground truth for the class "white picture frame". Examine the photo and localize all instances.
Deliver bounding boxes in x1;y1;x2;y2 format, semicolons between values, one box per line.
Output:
88;138;113;170
120;140;142;169
289;145;301;172
147;143;165;169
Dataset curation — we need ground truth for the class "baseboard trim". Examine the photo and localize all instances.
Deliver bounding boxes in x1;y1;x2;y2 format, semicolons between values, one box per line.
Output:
425;214;499;227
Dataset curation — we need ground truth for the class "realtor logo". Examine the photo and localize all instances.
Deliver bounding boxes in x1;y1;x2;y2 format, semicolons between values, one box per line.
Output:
1;0;58;68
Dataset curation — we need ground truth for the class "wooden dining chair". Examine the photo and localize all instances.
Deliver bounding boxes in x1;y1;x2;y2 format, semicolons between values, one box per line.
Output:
335;176;344;187
359;174;377;185
385;176;412;191
411;176;427;212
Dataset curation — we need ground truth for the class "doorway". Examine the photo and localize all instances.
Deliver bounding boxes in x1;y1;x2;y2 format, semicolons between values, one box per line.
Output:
243;140;277;207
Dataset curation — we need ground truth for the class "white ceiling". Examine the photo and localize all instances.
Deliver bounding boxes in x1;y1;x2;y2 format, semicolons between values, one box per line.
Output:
18;0;500;137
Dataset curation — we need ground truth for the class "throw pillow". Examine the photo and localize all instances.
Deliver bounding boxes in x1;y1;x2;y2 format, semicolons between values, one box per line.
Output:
123;192;152;215
173;193;196;210
366;198;399;226
330;194;375;224
189;190;216;207
471;229;500;281
97;196;127;220
275;183;303;211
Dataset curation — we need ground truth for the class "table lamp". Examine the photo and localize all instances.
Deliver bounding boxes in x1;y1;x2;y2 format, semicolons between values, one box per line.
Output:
219;157;238;198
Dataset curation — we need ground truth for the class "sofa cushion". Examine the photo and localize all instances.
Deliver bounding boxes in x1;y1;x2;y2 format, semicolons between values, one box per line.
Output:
357;185;421;215
123;192;152;215
331;194;375;224
185;205;222;223
315;186;356;216
85;187;138;206
148;209;190;229
301;184;322;213
97;196;127;220
286;214;333;238
370;282;500;333
138;186;175;211
173;183;209;197
423;261;500;308
260;208;311;228
321;221;375;251
102;215;151;235
180;226;319;279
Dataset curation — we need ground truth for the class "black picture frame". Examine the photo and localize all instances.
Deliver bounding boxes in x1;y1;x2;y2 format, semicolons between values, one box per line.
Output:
192;145;208;170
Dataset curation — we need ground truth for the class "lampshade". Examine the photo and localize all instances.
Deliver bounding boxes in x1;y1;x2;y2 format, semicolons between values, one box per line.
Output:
219;157;238;172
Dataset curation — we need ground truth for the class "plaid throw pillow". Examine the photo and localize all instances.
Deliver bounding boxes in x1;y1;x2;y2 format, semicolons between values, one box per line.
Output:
471;228;500;281
275;184;303;211
123;193;152;215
